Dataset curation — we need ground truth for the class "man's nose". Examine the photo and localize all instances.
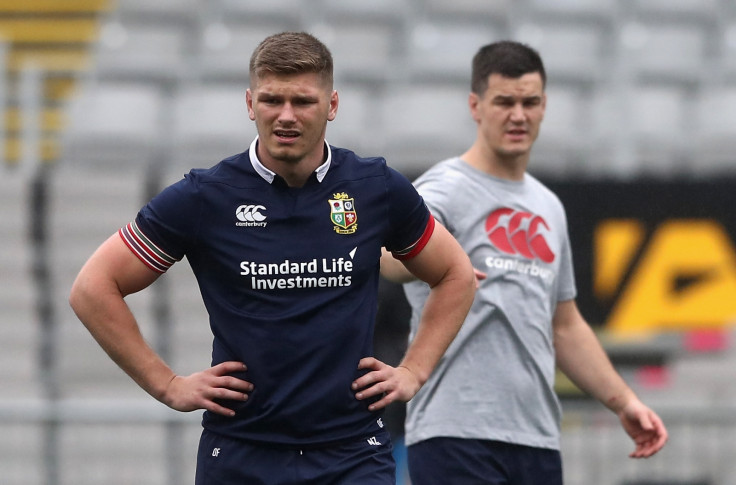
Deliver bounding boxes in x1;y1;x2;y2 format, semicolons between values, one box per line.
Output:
278;103;297;123
509;103;525;121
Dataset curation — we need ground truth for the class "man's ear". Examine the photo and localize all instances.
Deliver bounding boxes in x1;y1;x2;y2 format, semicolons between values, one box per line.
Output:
328;90;339;122
246;89;256;121
468;92;481;123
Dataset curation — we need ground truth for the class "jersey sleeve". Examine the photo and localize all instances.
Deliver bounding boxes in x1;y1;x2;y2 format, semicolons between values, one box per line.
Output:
412;169;455;231
118;172;201;273
383;167;434;260
556;209;578;302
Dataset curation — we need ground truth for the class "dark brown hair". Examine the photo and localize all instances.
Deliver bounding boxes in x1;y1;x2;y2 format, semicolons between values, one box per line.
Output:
471;40;546;95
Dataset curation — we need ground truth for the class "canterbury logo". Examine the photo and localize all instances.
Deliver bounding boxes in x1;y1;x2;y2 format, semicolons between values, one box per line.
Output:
236;204;266;222
485;208;555;263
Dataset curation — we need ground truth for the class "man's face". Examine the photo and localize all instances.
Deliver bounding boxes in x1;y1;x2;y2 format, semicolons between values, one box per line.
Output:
469;72;546;161
246;72;338;166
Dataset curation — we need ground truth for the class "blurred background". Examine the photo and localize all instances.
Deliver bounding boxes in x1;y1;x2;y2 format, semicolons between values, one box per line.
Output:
1;0;736;484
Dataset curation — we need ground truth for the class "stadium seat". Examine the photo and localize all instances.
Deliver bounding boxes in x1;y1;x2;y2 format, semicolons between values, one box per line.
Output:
48;164;151;399
422;0;510;21
629;85;690;176
619;21;707;86
407;21;499;83
379;83;475;174
58;423;168;485
0;173;39;399
326;84;376;157
62;81;164;166
526;0;616;21
531;84;592;178
0;0;111;166
0;424;44;485
318;21;400;85
170;83;255;172
320;0;412;21
94;20;190;83
216;0;305;20
628;0;720;22
694;86;736;175
513;21;608;86
196;20;300;84
166;263;213;377
722;22;736;83
113;0;199;22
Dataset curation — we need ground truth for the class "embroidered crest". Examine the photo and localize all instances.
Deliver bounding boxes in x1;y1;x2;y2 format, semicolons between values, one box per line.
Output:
329;192;358;234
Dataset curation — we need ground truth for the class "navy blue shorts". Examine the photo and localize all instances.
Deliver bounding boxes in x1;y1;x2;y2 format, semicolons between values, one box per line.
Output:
407;437;562;485
195;428;395;485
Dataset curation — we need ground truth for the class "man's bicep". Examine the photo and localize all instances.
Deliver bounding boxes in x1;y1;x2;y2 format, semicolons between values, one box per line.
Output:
401;222;466;287
82;233;162;296
379;248;415;283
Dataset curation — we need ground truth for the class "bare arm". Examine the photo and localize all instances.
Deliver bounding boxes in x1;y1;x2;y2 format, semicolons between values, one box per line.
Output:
69;234;252;416
554;300;668;457
380;231;487;285
353;222;476;410
379;247;415;283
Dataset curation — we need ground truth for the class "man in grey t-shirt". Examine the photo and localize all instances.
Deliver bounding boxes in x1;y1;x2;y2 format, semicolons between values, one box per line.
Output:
381;41;668;484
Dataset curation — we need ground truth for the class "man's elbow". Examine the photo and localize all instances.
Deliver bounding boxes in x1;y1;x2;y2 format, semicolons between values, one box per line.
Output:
458;257;478;298
68;268;109;319
68;273;92;317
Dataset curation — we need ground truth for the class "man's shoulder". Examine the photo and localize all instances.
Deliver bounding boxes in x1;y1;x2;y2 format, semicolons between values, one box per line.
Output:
329;145;391;180
185;151;259;186
524;172;567;212
525;172;561;197
414;157;466;188
331;146;386;167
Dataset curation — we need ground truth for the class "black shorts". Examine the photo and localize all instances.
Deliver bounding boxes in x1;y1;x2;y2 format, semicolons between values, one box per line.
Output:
407;437;562;485
195;428;395;485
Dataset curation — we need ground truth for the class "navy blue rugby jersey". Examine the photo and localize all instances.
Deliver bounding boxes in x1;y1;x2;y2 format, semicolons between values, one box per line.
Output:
119;140;433;446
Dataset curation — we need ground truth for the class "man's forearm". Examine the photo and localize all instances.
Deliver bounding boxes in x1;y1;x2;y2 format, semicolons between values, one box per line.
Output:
399;262;475;385
70;273;176;402
555;310;636;413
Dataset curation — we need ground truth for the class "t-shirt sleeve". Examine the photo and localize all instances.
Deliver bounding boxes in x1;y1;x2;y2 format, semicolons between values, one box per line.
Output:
556;213;578;302
412;170;454;231
118;172;201;273
383;167;434;260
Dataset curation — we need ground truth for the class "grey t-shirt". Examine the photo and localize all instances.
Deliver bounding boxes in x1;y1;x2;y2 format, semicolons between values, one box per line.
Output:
403;157;577;450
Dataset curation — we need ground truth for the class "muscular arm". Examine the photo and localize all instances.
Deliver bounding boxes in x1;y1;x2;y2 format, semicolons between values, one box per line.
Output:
554;300;668;457
69;234;252;416
353;222;476;409
379;247;415;283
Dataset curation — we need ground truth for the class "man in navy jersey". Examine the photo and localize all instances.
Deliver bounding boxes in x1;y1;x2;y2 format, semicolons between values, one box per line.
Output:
381;41;668;484
69;31;475;484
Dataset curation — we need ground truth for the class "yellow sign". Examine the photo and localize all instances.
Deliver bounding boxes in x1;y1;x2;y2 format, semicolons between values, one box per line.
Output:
596;219;736;338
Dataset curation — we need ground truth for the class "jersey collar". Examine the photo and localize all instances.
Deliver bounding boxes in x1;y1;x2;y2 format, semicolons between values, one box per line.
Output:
248;137;332;184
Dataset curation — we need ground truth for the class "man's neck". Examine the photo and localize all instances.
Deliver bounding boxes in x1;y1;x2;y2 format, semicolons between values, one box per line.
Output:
257;144;326;188
460;144;527;181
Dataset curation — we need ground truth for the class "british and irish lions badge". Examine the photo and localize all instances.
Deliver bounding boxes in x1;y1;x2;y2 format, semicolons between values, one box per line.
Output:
329;192;357;234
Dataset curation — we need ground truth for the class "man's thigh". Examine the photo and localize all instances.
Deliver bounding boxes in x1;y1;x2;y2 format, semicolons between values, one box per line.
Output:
407;437;562;485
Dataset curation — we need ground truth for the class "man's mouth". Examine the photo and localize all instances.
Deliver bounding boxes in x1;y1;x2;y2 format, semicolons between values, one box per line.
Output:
274;129;300;140
505;128;528;141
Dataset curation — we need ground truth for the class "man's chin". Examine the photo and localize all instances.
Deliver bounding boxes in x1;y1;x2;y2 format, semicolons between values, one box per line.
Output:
269;148;303;164
499;146;531;159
